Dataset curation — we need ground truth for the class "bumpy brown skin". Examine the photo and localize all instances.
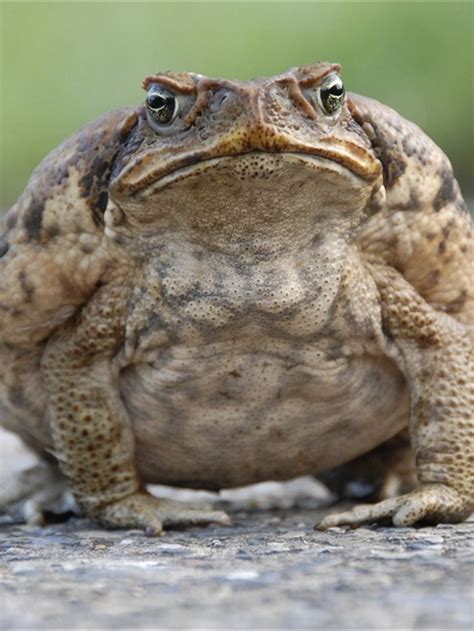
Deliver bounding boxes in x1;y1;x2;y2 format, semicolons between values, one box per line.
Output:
0;62;472;535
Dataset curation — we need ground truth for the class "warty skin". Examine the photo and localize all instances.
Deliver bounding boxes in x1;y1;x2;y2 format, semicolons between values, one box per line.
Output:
0;62;472;534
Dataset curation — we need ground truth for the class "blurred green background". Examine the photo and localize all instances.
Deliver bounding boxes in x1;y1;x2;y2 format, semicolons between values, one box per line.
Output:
1;1;473;212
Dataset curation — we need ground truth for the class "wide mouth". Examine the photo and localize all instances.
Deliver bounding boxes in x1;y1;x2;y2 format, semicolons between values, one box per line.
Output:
113;148;381;198
152;152;365;190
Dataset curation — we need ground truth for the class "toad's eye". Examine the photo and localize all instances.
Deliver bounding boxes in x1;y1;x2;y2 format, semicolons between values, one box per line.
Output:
319;74;345;115
146;85;178;125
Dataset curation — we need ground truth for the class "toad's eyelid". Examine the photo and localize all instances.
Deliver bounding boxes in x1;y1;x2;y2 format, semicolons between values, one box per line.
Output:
147;84;174;97
146;85;195;110
319;74;343;89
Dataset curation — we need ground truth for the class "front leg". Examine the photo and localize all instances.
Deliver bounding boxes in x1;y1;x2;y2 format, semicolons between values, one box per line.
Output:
41;282;229;535
317;265;473;529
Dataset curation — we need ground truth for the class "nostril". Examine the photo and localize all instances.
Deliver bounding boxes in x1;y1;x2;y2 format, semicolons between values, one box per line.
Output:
209;90;231;113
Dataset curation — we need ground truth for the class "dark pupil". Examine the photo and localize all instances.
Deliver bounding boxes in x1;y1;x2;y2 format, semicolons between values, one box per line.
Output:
321;80;344;113
147;91;176;123
329;84;344;97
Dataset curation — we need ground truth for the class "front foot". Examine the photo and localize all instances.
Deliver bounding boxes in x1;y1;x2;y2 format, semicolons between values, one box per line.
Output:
315;484;470;530
96;491;231;536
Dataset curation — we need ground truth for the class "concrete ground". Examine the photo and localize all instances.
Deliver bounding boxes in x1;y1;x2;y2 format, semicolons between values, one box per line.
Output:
1;491;473;629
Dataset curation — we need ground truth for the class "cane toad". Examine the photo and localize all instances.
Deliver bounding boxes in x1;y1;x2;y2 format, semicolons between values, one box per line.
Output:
0;63;472;534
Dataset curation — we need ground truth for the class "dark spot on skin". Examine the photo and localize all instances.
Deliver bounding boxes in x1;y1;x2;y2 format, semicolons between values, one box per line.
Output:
442;225;451;239
427;269;440;288
324;343;345;360
80;242;95;254
163;281;202;307
79;155;114;227
92;155;111;180
74;115;138;227
45;223;60;239
193;249;205;261
229;370;241;378
438;240;447;255
95;191;108;213
426;232;437;241
353;115;407;189
347;119;371;142
311;232;325;247
0;238;9;258
218;390;232;399
145;313;167;333
23;197;45;239
18;271;35;302
416;449;443;468
111;117;147;178
433;166;457;211
386;158;406;187
401;136;429;166
79;173;94;193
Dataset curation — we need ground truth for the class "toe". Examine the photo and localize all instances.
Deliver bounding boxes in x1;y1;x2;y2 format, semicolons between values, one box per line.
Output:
392;493;429;526
315;497;404;530
96;493;231;534
157;501;231;528
315;484;469;530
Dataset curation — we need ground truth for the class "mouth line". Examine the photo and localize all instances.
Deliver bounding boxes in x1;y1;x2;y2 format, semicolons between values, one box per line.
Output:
123;148;380;195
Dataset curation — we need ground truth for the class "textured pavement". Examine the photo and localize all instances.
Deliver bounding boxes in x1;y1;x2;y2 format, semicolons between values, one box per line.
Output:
1;492;473;630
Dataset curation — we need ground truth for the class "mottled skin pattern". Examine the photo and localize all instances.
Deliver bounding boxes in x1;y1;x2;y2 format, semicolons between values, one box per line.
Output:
0;63;472;535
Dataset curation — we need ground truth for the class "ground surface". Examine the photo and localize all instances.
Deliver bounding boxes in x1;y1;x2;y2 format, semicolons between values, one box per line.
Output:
1;486;473;630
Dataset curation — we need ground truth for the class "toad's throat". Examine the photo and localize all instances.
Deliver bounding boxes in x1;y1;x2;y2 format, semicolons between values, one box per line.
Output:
113;147;382;196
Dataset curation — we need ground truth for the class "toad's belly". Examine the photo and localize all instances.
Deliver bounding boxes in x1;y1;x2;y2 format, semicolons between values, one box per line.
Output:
121;344;410;489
